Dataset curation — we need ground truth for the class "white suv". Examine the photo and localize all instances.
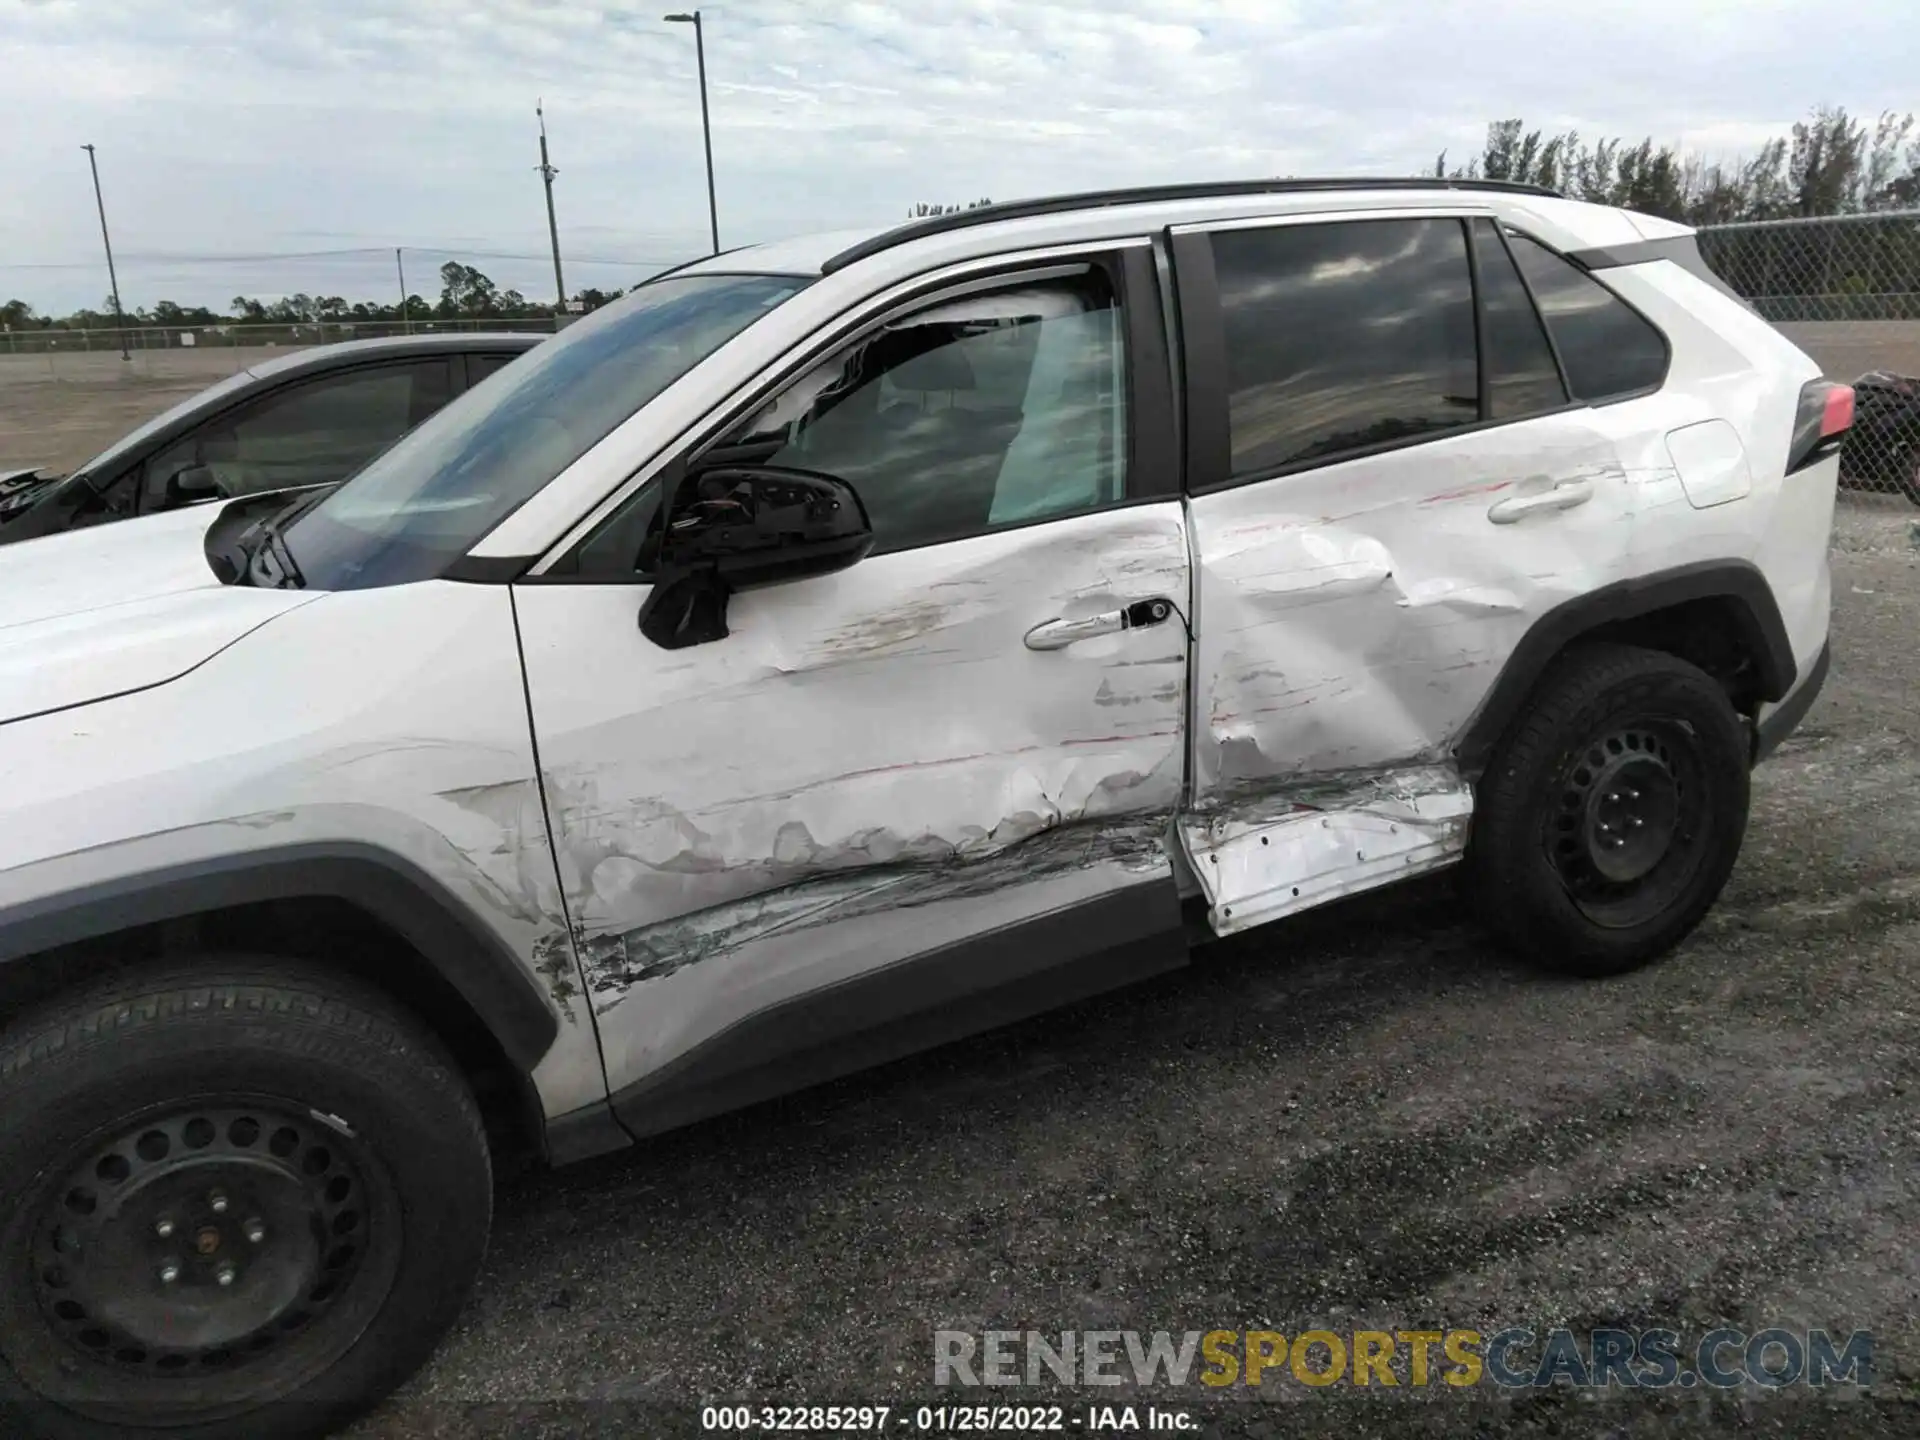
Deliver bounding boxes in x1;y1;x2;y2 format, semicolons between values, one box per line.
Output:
0;179;1847;1436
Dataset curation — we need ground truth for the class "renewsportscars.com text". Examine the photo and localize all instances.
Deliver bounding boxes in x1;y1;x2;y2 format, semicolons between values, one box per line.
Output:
934;1327;1873;1390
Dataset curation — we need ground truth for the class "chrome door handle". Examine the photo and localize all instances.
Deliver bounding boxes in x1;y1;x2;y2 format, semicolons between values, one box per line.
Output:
1024;597;1176;651
1488;477;1594;524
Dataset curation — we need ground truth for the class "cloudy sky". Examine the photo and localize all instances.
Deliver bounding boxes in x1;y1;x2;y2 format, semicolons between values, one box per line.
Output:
1;0;1907;314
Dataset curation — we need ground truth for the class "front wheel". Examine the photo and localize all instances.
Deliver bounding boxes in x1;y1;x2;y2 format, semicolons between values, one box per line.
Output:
1467;643;1751;977
0;960;492;1439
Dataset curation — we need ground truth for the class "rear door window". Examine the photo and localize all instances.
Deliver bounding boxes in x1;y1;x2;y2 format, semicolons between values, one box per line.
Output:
1506;233;1669;402
1209;218;1479;478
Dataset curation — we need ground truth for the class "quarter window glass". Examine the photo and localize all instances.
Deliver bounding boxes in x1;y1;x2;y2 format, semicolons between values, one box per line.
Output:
712;269;1127;553
467;352;522;384
142;360;454;508
1506;232;1669;402
1473;219;1568;419
1212;218;1478;477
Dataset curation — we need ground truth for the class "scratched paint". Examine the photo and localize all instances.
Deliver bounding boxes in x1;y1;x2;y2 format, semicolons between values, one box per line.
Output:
512;502;1193;1078
1175;413;1641;932
572;816;1167;1011
0;571;606;1117
1186;414;1639;802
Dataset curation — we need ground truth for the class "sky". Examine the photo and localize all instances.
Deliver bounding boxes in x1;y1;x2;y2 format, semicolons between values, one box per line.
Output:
2;0;1911;316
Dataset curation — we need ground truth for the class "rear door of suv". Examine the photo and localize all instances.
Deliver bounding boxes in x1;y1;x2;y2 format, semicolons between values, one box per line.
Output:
1168;209;1646;934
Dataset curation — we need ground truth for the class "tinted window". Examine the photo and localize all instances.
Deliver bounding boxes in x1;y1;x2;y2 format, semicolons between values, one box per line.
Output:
467;351;522;385
284;273;807;590
141;360;454;508
1473;219;1568;419
704;268;1127;554
1212;218;1478;477
1507;233;1668;402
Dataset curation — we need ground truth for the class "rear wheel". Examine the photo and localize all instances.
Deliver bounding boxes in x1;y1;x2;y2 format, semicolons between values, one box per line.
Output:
1468;643;1751;976
0;960;491;1439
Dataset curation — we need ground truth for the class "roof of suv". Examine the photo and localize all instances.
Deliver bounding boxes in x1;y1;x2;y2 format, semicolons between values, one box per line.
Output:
674;177;1572;282
240;330;546;383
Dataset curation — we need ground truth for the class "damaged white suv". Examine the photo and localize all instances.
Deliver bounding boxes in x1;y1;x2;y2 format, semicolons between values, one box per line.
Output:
0;179;1846;1436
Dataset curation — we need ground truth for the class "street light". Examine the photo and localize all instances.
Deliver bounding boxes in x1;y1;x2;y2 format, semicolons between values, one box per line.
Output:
80;144;130;362
664;10;719;255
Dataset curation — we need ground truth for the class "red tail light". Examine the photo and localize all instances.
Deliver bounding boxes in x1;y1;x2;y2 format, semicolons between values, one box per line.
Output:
1788;380;1853;474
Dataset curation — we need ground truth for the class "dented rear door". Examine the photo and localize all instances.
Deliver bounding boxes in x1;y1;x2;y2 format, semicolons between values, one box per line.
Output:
1169;212;1636;934
510;243;1193;1123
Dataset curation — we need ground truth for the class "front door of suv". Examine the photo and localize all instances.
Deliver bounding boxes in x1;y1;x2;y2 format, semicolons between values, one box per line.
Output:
510;245;1193;1134
1169;211;1643;934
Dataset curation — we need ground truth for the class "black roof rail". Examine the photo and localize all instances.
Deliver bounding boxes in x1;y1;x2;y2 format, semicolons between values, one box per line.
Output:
821;176;1564;275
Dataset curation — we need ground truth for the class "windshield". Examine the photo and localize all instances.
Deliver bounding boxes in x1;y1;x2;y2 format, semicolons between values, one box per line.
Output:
280;273;810;590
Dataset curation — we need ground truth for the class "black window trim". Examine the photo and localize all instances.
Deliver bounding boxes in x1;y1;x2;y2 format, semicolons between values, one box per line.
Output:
526;241;1179;584
1477;219;1575;402
1174;212;1665;497
1501;226;1674;407
1463;216;1493;421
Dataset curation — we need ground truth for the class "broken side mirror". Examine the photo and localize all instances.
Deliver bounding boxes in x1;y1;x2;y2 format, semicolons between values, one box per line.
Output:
637;466;874;650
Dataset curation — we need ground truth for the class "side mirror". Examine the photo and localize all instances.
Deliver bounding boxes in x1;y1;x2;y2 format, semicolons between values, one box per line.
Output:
661;466;873;588
164;464;226;506
638;466;874;650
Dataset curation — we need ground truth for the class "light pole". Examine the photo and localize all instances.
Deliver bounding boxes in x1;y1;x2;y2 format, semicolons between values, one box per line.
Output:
80;144;130;361
664;10;719;254
536;101;568;316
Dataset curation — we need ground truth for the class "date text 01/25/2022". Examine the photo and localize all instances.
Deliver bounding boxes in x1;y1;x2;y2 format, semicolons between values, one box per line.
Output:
699;1404;1198;1432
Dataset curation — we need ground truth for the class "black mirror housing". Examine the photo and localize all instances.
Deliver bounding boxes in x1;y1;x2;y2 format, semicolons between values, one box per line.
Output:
661;466;873;589
637;466;875;651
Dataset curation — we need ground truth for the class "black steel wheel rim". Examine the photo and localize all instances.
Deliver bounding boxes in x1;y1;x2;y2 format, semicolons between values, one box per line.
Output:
1544;719;1709;929
6;1094;402;1422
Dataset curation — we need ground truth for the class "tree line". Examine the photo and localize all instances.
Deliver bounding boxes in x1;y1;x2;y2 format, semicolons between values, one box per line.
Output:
5;105;1916;331
1;261;629;333
1437;106;1917;224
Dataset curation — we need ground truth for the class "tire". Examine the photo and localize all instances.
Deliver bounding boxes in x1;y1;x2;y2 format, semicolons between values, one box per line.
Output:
1467;643;1751;978
0;958;492;1440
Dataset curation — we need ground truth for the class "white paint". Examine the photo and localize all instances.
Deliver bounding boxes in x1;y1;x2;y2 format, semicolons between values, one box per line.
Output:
511;502;1192;1083
1665;419;1753;510
1182;410;1638;798
0;525;603;1116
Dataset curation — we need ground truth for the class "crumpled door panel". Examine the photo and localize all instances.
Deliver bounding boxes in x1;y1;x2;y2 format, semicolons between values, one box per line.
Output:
1179;412;1638;930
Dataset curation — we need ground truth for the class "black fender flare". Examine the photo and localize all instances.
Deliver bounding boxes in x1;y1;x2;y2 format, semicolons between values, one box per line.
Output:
0;843;560;1074
1452;560;1798;776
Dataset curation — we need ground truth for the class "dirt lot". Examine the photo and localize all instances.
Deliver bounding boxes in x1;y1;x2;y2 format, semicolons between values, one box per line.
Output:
314;500;1920;1438
0;347;268;475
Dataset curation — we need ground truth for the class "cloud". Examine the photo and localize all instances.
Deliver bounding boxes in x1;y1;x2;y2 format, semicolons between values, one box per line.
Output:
0;0;1907;311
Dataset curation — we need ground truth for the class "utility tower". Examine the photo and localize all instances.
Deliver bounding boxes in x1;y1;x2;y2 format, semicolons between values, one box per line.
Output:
537;102;567;313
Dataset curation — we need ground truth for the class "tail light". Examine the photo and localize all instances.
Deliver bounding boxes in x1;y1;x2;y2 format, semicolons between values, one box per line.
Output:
1786;380;1853;474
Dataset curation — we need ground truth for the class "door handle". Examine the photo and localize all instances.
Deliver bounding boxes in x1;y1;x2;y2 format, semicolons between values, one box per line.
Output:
1024;597;1177;651
1487;477;1594;524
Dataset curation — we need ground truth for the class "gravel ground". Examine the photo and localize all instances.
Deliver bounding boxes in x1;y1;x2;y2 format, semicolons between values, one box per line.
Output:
332;500;1920;1439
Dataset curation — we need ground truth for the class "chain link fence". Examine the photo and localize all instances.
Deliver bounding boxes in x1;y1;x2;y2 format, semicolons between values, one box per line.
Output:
1;315;561;375
1699;210;1920;503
